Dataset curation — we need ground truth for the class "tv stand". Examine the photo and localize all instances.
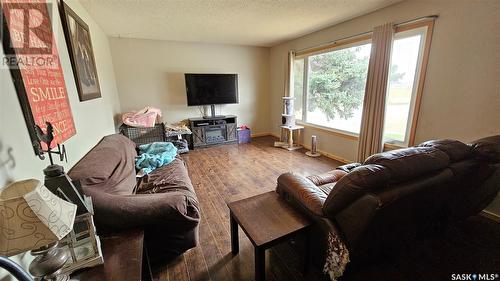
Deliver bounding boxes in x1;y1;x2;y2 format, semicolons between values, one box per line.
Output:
203;104;226;119
189;115;237;148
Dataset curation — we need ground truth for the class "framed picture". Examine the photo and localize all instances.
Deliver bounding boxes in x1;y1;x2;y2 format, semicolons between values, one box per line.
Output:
59;1;101;101
1;0;76;155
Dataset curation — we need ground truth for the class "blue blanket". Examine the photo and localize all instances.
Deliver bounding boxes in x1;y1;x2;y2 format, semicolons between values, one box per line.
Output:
135;142;178;175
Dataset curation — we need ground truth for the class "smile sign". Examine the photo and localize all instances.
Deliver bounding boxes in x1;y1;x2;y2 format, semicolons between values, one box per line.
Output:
1;0;76;154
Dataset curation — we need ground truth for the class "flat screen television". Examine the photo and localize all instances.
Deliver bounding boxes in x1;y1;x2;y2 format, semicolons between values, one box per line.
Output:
185;73;239;106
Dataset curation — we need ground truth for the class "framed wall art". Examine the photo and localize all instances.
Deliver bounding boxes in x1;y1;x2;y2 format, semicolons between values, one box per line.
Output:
59;1;101;101
1;0;76;156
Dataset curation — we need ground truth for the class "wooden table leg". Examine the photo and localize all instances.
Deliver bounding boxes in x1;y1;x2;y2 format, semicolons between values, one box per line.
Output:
288;129;293;148
230;213;239;255
255;247;265;281
303;228;310;275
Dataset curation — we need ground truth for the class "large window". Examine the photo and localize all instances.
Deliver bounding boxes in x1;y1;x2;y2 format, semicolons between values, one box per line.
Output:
383;26;427;145
293;21;433;146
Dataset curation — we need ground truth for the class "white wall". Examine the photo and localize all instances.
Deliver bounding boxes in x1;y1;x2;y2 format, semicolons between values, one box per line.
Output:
109;38;270;134
270;0;500;162
0;0;121;188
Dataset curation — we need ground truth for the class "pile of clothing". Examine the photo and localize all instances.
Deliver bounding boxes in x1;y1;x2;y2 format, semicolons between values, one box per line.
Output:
165;121;192;154
135;142;177;177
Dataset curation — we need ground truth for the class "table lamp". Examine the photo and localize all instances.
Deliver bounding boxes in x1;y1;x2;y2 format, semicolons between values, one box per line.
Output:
0;179;77;281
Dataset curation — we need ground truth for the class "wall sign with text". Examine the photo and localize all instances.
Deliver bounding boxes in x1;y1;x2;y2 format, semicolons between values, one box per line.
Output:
1;0;76;155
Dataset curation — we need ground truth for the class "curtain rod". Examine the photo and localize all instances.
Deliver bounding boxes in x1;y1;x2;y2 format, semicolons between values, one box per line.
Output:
295;15;439;54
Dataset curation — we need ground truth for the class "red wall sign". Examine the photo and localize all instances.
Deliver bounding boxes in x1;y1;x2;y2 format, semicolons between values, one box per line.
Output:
1;0;76;152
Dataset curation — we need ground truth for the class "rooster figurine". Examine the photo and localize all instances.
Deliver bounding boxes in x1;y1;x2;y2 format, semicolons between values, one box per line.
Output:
35;121;54;147
34;121;67;165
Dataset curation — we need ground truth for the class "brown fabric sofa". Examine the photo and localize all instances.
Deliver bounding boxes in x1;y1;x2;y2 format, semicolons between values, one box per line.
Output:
276;136;500;266
68;134;200;262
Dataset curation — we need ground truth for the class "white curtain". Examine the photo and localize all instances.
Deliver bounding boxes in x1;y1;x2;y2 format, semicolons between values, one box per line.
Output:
357;23;394;162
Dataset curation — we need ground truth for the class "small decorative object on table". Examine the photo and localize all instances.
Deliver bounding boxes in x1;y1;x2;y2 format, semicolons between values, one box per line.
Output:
58;210;103;275
35;122;92;215
306;135;321;157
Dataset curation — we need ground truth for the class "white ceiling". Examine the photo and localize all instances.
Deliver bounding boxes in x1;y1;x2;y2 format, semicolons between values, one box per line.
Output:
79;0;401;47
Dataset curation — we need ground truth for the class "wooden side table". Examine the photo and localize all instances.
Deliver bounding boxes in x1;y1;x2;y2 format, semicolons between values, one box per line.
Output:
277;125;304;151
72;229;151;281
228;191;311;281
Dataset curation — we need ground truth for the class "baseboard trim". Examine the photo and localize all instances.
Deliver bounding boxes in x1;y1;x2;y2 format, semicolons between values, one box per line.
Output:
253;132;281;139
480;210;500;223
299;142;351;164
270;133;280;139
251;132;272;138
251;132;351;164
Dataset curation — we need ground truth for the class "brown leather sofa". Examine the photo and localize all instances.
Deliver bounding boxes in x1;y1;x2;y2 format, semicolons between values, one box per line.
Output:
276;136;500;265
68;134;200;262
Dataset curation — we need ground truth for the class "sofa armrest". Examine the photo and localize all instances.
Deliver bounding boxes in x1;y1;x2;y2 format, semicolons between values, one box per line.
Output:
336;163;362;173
276;173;328;217
84;188;200;231
306;170;347;186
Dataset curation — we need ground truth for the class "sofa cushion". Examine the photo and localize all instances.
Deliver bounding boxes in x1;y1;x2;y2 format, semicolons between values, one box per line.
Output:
364;147;450;182
137;156;196;194
471;135;500;163
418;139;471;162
68;134;137;195
323;164;391;217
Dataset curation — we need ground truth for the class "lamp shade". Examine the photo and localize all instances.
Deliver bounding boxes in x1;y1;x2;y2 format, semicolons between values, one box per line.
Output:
0;179;77;257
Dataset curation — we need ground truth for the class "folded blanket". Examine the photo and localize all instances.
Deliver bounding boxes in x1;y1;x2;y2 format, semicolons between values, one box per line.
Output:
135;142;177;175
122;106;162;128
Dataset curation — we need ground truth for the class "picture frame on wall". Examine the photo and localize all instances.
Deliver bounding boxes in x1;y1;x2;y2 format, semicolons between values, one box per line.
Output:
59;1;101;101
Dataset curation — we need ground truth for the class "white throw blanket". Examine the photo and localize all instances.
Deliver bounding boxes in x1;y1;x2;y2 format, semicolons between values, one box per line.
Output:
323;232;350;281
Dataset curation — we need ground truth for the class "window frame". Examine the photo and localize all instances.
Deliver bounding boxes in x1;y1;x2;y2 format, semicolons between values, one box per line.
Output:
295;33;372;136
384;25;428;146
292;20;435;147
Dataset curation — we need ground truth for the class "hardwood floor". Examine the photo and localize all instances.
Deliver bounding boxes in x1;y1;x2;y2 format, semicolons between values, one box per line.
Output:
153;136;342;281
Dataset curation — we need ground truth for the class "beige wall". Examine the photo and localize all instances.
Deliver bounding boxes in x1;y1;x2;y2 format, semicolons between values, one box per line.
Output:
0;0;121;188
109;38;270;134
270;0;500;162
270;0;500;215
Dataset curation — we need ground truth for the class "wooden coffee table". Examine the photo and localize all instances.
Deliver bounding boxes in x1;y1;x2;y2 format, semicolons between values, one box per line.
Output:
228;191;311;281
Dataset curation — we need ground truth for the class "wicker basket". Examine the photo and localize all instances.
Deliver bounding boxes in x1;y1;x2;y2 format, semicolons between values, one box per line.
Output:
119;123;165;146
